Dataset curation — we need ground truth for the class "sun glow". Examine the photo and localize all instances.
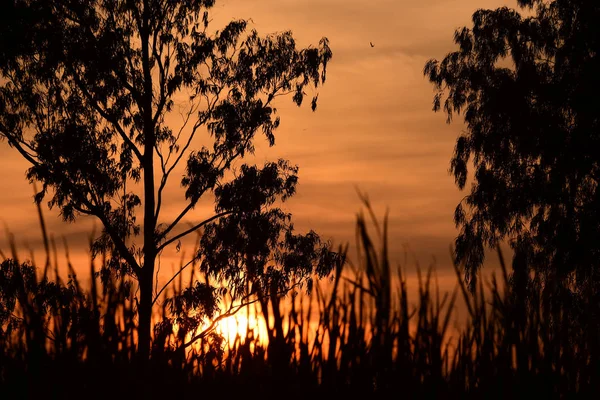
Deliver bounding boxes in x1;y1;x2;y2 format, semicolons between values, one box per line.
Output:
214;311;268;346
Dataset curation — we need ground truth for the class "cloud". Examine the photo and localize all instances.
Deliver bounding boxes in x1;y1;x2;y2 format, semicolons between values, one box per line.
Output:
0;0;519;280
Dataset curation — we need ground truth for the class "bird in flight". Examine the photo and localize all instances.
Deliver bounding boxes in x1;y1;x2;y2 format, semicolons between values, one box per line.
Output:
370;42;374;48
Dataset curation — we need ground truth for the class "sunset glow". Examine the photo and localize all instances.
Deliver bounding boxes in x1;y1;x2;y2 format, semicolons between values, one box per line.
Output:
3;0;596;397
215;312;267;345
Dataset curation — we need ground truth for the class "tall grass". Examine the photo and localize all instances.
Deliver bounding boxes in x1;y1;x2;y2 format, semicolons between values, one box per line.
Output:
1;198;599;399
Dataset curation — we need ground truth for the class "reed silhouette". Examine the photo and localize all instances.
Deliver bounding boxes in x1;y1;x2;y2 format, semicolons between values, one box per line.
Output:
1;196;599;399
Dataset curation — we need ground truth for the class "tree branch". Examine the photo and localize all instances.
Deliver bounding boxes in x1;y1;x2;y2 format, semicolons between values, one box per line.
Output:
154;101;199;221
158;211;233;252
90;207;143;277
180;280;305;350
0;133;40;166
69;71;144;162
152;255;196;305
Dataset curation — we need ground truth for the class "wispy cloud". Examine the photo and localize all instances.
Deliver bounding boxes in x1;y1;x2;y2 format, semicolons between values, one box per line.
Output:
0;0;518;275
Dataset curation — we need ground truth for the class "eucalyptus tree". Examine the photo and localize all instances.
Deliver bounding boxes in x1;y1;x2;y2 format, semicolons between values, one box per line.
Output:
0;0;335;360
425;0;600;290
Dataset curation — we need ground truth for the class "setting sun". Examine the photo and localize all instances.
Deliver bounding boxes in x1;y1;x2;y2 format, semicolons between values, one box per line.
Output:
215;312;267;345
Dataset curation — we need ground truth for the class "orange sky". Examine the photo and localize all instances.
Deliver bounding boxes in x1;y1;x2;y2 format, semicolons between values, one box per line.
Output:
0;0;517;290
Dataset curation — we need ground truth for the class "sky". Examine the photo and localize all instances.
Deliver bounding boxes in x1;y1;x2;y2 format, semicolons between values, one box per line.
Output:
0;0;517;291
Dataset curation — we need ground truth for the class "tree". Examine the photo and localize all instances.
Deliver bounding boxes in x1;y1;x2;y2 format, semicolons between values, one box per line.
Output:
0;0;336;360
424;0;600;291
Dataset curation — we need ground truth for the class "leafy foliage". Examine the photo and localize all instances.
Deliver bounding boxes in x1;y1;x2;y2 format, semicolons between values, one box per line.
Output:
424;0;600;289
0;0;335;356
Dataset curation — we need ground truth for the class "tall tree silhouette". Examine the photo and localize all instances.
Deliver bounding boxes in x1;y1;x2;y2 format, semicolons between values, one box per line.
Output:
0;0;335;360
424;0;600;290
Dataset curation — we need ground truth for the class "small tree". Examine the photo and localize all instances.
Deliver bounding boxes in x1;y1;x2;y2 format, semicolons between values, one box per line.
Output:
424;0;600;291
0;0;336;360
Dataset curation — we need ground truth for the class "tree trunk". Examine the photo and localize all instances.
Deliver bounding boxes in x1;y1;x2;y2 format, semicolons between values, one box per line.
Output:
138;262;154;361
139;0;156;362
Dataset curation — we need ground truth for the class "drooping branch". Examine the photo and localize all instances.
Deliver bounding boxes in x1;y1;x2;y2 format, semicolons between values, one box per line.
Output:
69;71;144;162
179;280;306;350
0;132;40;167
